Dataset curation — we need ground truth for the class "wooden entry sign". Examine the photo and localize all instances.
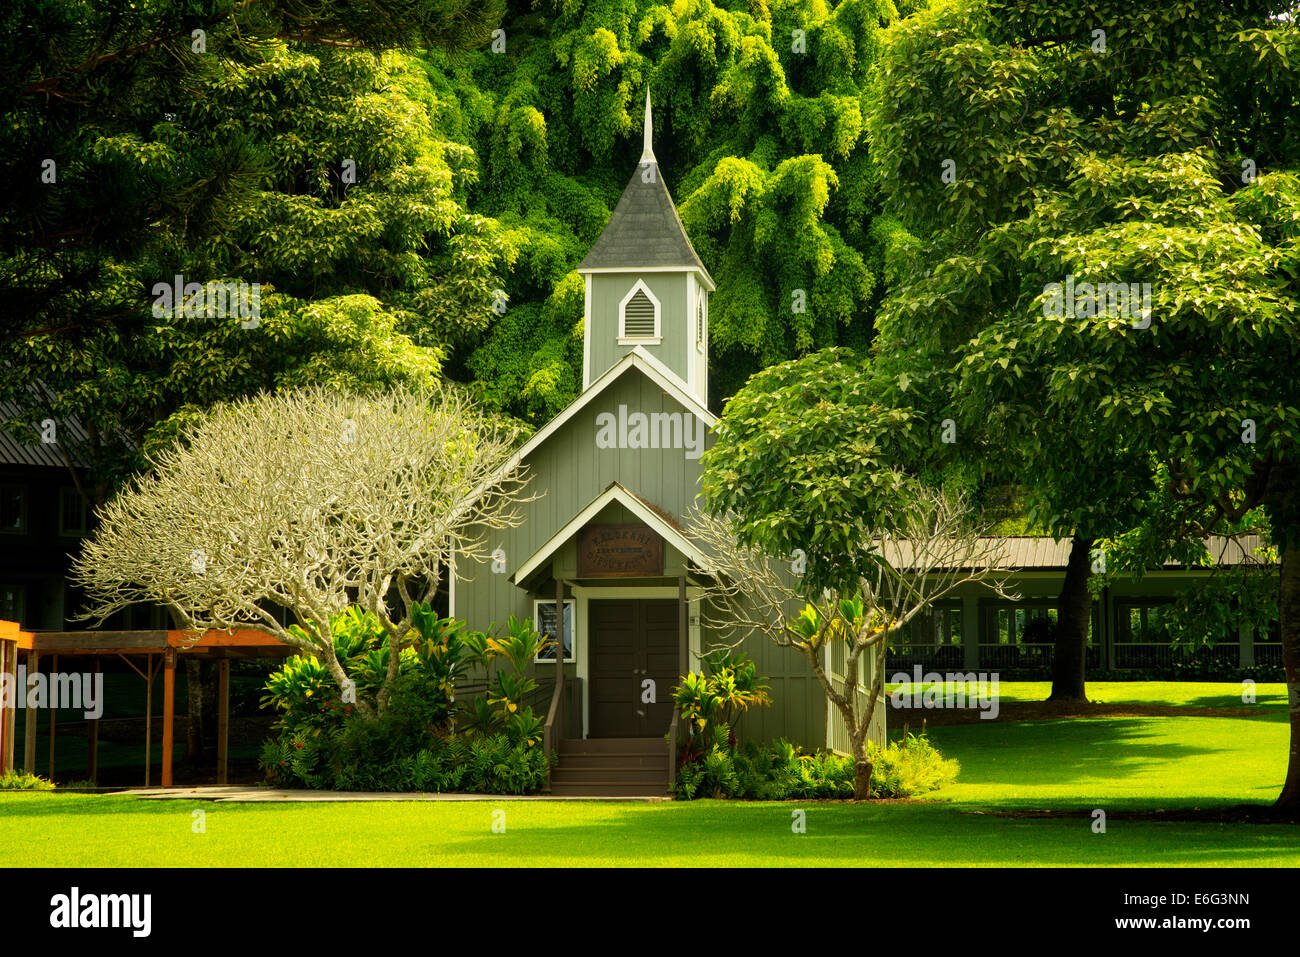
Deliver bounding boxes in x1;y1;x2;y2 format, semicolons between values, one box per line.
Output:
577;524;663;577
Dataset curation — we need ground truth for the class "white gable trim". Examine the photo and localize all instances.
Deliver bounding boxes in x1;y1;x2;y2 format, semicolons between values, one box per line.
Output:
582;274;593;389
512;483;713;585
625;346;714;425
686;272;695;399
578;265;717;293
617;278;661;344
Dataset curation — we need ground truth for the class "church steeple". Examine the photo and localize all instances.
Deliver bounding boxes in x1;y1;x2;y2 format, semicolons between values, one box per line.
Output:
640;88;655;165
578;91;707;276
577;90;715;404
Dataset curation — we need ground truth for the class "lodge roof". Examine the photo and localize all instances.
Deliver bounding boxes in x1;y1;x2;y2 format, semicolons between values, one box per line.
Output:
883;535;1272;571
997;535;1270;569
0;382;92;469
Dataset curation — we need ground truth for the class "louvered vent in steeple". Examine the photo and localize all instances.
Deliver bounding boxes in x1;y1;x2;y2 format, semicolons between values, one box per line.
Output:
623;290;656;338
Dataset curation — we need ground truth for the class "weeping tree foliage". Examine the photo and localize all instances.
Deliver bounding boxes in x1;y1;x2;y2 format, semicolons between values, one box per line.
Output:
0;0;506;503
72;385;531;715
429;0;910;418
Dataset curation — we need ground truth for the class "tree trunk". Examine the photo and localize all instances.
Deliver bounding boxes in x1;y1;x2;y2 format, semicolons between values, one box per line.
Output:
1049;534;1093;702
853;739;873;801
1276;539;1300;813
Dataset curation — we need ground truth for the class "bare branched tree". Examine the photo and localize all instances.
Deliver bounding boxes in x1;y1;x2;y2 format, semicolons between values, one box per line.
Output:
689;488;1016;799
72;384;532;716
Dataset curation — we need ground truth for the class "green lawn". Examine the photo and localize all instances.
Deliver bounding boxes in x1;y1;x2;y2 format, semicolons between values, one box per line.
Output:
1;683;1295;867
886;680;1290;710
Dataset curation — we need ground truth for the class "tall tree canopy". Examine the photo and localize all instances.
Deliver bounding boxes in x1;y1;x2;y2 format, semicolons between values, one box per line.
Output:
703;0;1300;808
868;0;1300;802
1;0;504;497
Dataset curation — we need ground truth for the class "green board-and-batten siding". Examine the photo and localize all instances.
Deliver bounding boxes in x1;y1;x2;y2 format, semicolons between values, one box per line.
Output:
587;272;693;389
453;364;706;660
452;360;883;753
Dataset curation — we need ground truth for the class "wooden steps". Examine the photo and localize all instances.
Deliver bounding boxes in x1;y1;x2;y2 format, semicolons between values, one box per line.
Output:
548;737;670;797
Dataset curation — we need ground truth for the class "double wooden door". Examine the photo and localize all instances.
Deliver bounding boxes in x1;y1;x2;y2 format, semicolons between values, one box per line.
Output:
588;599;679;737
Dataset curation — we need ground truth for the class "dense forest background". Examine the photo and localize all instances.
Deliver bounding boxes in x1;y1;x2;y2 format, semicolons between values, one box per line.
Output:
2;0;924;500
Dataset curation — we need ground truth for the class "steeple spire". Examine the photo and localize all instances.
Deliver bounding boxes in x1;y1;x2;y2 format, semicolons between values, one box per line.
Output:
640;88;655;164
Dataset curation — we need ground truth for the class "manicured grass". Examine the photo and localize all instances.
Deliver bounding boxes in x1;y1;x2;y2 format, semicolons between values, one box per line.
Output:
887;680;1289;711
1;699;1294;867
922;715;1288;808
0;776;1293;868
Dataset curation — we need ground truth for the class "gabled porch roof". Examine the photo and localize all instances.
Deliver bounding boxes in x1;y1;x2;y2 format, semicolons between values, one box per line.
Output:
511;481;713;588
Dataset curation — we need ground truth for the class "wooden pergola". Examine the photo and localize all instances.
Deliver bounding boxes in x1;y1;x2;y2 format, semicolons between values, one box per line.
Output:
0;620;293;786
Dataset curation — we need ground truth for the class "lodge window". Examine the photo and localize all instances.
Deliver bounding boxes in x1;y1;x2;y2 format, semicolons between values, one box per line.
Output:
984;602;1096;645
892;605;963;652
0;484;26;534
1115;601;1175;643
696;292;707;352
59;487;91;536
533;598;575;663
0;584;24;623
618;280;661;343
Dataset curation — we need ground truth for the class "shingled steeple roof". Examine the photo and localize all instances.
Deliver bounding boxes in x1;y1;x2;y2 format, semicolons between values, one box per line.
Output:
578;91;713;281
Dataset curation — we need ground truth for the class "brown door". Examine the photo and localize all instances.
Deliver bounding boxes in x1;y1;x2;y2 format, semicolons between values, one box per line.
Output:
589;598;681;737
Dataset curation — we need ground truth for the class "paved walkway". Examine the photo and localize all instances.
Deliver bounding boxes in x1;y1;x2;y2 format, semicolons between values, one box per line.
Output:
116;786;670;803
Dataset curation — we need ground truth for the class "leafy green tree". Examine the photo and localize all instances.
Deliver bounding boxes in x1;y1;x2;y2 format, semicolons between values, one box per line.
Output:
1;0;506;757
867;0;1300;808
1;0;505;502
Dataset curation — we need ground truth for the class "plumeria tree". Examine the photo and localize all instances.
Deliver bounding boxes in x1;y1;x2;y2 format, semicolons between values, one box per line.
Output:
72;384;531;715
689;486;1013;800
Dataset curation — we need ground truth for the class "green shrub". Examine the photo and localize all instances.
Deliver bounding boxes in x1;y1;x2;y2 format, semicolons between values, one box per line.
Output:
259;605;555;794
0;771;55;791
261;602;472;738
672;649;772;765
672;734;957;801
459;614;554;734
868;733;960;798
460;732;554;795
263;730;552;794
260;729;332;789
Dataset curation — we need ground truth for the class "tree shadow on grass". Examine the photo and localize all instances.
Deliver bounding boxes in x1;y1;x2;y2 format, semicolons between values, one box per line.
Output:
922;717;1223;786
407;800;1300;867
6;794;1295;867
1180;693;1287;713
